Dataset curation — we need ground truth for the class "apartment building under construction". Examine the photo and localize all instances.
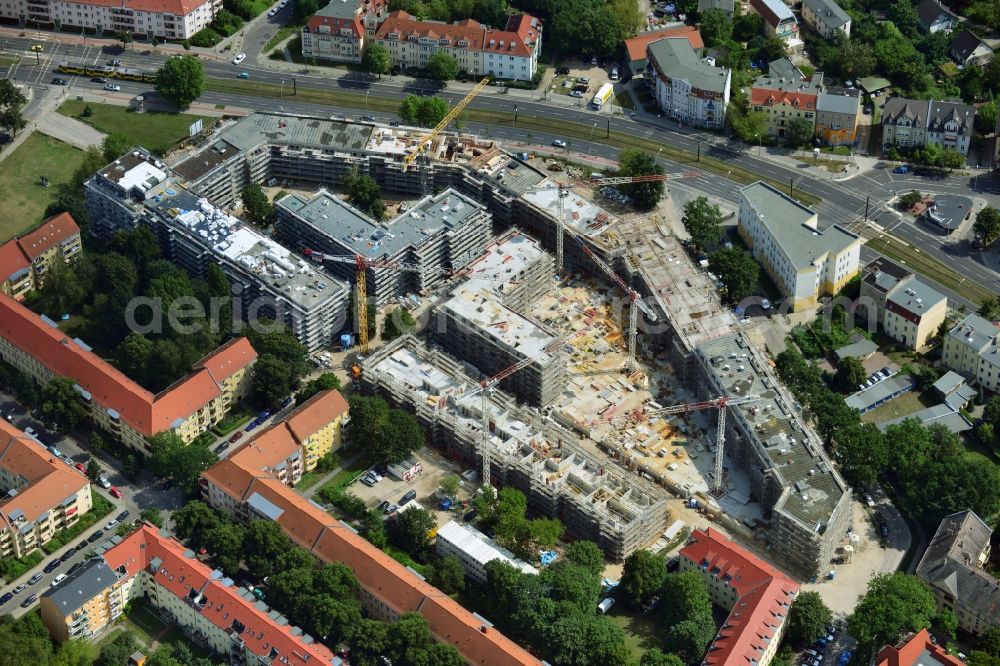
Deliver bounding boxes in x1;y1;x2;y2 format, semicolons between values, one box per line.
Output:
361;334;668;561
274;188;491;307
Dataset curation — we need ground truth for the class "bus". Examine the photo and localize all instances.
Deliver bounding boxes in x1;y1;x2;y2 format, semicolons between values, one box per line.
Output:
591;82;614;110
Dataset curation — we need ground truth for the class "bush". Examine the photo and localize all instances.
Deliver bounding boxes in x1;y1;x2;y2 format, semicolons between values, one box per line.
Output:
189;28;221;47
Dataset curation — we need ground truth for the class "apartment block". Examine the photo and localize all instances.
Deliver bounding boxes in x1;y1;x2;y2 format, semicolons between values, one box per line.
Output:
916;511;999;636
1;0;220;40
41;524;343;665
647;37;731;129
0;420;92;559
749;0;799;42
200;460;544;665
883;279;947;350
693;335;853;578
738;182;861;311
274;188;491;307
85;149;349;352
625;25;703;75
300;0;388;63
0;212;82;301
436;520;538;584
679;528;799;666
882;98;975;156
750;68;823;139
801;0;850;38
815;91;861;146
941;313;1000;391
372;11;543;81
362;335;669;562
0;293;256;451
876;629;965;666
461;230;554;313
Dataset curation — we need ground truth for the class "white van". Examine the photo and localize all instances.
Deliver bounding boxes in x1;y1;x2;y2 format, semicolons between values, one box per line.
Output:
597;598;615;614
610;66;619;80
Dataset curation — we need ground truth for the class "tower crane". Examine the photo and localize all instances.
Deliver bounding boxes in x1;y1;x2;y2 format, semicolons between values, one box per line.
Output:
440;336;566;486
402;77;492;171
626;394;763;495
576;239;656;372
302;248;509;355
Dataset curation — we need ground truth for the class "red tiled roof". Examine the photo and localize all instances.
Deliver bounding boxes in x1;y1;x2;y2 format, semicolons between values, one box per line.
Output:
284;389;348;443
16;213;80;262
203;459;543;665
228;426;301;475
105;526;336;666
375;11;486;50
876;629;965;666
0;420;89;528
195;337;257;386
0;241;29;282
123;0;212;15
750;86;817;109
626;26;704;62
0;293;256;437
680;528;799;666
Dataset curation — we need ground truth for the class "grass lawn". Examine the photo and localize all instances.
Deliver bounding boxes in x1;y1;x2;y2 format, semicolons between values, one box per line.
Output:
56;100;210;155
315;452;377;496
797;157;849;173
263;21;306;54
295;469;326;491
125;601;170;643
160;626;216;660
860;390;935;424
0;133;86;243
0;550;43;584
606;602;666;664
210;407;251;437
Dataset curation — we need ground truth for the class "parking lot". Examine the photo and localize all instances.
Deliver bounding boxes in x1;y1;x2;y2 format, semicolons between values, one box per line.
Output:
347;448;475;530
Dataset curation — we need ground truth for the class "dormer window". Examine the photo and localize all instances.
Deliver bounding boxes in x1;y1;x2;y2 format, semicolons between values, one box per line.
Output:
458;39;468;47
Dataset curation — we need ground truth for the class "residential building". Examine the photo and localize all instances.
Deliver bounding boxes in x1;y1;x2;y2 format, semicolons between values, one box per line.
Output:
0;293;256;451
884;278;947;350
0;420;92;559
200;460;544;665
679;528;799;666
882;98;975;156
300;0;388;63
274;187;491;308
750;69;823;139
647;37;731;129
432;283;567;406
876;629;965;666
951;29;993;67
815;91;861;146
698;0;735;14
41;524;343;665
916;511;1000;636
435;520;538;584
916;0;957;33
845;375;917;414
737;182;862;311
801;0;850;38
625;25;703;75
85;149;350;352
0;0;221;40
749;0;799;42
942;312;1000;378
0;212;82;300
372;11;543;81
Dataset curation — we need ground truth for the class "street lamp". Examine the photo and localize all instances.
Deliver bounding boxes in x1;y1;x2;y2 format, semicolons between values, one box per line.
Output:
365;90;370;113
280;80;285;100
589;122;598;155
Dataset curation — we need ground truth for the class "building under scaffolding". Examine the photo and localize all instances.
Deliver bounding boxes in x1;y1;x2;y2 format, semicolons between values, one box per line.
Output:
362;335;669;562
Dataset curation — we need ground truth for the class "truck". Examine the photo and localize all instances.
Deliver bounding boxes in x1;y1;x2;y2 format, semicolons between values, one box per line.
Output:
591;83;614;110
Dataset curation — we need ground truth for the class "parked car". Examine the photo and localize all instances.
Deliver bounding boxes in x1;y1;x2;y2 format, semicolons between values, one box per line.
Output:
258;410;271;420
13;584;27;593
109;487;123;499
360;475;375;487
50;574;67;588
64;546;77;558
117;510;130;522
24;427;37;439
578;76;589;84
20;594;37;608
98;476;111;489
67;562;85;576
74;462;86;472
105;519;118;530
229;431;244;444
0;592;13;605
864;493;875;507
760;298;772;310
569;90;584;98
552;139;567;148
43;559;61;574
463;509;478;522
399;489;417;506
214;442;230;455
377;500;390;513
27;574;42;585
892;165;909;174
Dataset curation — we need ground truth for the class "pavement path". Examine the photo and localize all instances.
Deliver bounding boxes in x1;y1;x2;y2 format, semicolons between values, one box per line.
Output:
37;104;105;149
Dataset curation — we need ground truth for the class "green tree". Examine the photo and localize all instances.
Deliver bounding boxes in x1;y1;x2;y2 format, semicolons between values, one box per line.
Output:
835;356;867;393
682;196;724;249
939;148;965;170
565;540;605;576
362;43;391;78
430;554;466;593
621;549;666;608
156;56;206;109
294;0;320;22
382;307;416;340
38;258;90;316
542;560;602;612
425;51;460;80
848;573;942;663
347;395;425;463
148;433;219;495
709;247;759;301
527;517;564;550
97;631;138;666
0;612;55;664
102;133;131;162
787;591;832;647
116;29;133;50
786;117;814;147
700;9;733;47
250;354;293;409
438;474;461;498
888;0;920;39
122;453;140;480
86;459;102;481
732;13;762;41
390;506;436;554
899;190;923;210
244;323;310;382
361;509;388;548
833;422;888;487
242;182;272;227
398;94;450;127
659;571;713;627
977;100;998;133
344;169;386;220
0;106;26;137
295;372;342;405
665;618;713;664
115;332;155;387
617;149;667;211
642;649;686;666
976;207;1000;245
730;106;769;142
40;377;89;431
95;252;139;295
241;519;293;579
980;298;1000;321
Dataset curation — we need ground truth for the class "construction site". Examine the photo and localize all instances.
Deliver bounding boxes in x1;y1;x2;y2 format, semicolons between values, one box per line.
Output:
161;107;852;577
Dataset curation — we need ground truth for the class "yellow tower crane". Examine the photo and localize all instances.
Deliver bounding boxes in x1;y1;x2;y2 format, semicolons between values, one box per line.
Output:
402;77;492;171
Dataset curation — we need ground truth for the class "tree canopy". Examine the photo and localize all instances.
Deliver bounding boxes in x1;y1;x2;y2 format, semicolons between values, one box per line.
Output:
347;395;425;463
709;247;759;302
617;149;667;211
241;183;272;227
398;95;450;127
345;169;386;221
786;591;832;647
848;573;949;663
682;196;724;250
362;43;391;77
156;56;205;109
425;52;460;80
621;549;666;608
148;432;218;495
40;377;89;431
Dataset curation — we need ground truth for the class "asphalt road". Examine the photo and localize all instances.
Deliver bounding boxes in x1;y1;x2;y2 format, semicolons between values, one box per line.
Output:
5;32;999;307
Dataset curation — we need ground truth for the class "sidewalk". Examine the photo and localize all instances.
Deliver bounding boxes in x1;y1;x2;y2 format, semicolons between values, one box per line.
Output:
301;450;367;499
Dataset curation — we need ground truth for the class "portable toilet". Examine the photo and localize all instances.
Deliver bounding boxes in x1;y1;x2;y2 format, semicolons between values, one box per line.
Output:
340;333;354;349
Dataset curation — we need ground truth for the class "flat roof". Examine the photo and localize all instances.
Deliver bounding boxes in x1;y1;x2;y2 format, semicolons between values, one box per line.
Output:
647;37;730;93
925;195;973;231
521;184;614;239
845;375;916;412
696;334;846;528
98;150;169;195
946;313;999;353
886;277;946;312
803;0;850;25
218;112;376;154
279;188;483;260
817;92;860;114
878;404;972;434
461;232;547;296
437;520;538;575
